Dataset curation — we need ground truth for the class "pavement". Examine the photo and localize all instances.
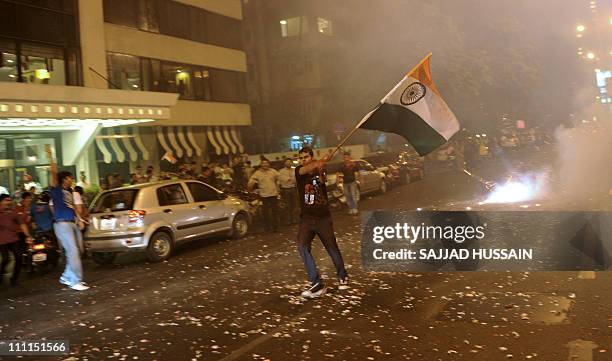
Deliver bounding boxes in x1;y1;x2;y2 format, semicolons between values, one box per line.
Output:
1;150;611;361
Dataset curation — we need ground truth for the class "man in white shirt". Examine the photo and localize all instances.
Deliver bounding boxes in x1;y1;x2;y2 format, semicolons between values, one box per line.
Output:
248;158;280;232
278;158;298;224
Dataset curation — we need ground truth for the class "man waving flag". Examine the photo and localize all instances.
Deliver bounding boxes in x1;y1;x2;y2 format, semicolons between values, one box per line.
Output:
357;53;460;156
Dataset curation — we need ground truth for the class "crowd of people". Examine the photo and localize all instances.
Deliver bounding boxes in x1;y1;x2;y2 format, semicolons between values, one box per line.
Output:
1;148;89;290
0;148;366;294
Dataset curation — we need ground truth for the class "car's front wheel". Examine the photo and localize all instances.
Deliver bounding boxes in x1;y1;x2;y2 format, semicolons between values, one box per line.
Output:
231;213;249;239
146;231;174;262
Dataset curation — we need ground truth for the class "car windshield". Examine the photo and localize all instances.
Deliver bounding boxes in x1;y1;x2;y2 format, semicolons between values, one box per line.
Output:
90;189;139;213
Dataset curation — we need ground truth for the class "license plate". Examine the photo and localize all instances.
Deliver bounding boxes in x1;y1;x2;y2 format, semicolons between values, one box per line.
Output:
100;218;117;231
32;253;47;262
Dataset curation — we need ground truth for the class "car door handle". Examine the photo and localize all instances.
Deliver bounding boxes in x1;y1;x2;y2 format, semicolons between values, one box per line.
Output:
163;208;173;213
198;204;206;209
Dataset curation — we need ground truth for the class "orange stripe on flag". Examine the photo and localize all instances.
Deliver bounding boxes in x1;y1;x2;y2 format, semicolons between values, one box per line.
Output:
407;55;441;97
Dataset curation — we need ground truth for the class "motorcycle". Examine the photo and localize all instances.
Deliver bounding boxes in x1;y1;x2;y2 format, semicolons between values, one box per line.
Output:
24;231;60;273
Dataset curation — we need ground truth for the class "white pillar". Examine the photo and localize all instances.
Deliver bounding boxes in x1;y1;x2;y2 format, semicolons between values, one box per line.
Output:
78;0;108;89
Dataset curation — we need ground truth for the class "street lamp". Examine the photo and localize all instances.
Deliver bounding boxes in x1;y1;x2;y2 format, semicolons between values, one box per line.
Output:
586;52;595;59
576;24;586;32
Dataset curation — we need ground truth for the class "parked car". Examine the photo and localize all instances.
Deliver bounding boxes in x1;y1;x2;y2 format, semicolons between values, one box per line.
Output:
85;180;251;264
325;159;388;205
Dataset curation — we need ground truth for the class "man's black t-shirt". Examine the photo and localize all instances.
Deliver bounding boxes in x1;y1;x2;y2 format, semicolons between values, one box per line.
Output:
341;162;357;184
295;165;331;218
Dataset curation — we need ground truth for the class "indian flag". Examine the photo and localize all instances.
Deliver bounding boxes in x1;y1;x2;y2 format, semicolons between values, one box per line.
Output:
358;53;460;156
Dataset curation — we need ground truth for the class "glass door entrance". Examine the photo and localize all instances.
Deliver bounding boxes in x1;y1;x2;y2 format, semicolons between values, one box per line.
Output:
0;159;15;194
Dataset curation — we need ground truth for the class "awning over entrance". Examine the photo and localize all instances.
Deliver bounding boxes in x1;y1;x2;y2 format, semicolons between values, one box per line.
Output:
206;126;244;155
0;82;178;165
95;127;150;164
156;126;203;159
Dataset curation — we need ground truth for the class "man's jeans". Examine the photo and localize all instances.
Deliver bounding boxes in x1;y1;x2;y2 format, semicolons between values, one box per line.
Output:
343;181;359;211
54;222;83;286
261;196;280;231
297;215;348;285
280;187;297;224
0;240;24;282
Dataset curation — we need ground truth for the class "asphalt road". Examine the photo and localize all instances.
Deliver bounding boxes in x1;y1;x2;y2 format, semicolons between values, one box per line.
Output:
1;151;611;361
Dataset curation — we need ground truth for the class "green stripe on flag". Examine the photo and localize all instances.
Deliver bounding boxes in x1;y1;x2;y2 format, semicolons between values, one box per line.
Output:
360;103;447;156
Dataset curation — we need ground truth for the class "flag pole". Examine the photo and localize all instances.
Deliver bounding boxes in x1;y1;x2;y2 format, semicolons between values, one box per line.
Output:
325;53;433;161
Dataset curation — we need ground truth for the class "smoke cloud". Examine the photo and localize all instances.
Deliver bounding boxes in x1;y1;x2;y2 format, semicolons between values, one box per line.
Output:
555;118;612;199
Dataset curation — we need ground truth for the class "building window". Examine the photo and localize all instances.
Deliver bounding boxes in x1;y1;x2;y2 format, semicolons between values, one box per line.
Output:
137;0;159;32
14;137;56;167
20;43;66;85
317;17;333;36
161;62;194;100
206;11;243;50
103;0;243;50
0;40;17;82
107;52;141;90
193;69;212;101
157;0;190;39
107;52;246;103
9;0;74;12
103;0;138;28
209;68;246;103
280;16;308;37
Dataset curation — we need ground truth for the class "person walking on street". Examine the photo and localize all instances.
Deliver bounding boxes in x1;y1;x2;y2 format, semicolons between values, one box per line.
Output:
248;158;280;232
279;158;298;224
295;147;348;298
47;148;89;291
0;194;33;286
340;152;360;215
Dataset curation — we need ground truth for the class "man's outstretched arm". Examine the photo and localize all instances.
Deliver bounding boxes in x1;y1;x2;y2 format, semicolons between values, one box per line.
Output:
46;145;58;187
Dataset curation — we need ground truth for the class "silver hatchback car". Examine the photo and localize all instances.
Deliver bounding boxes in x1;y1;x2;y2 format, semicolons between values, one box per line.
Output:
84;180;251;264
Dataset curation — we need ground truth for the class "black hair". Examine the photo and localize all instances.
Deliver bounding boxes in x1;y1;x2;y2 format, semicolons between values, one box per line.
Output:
298;146;314;156
0;194;10;202
57;171;73;185
39;191;50;203
342;151;351;156
74;186;84;195
21;191;32;200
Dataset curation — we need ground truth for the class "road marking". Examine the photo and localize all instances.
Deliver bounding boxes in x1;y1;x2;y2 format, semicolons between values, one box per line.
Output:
577;271;596;279
566;339;598;361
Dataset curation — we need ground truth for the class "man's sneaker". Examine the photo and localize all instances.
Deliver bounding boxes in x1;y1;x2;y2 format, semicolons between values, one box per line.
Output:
69;282;90;291
301;282;327;298
59;277;71;286
338;277;349;290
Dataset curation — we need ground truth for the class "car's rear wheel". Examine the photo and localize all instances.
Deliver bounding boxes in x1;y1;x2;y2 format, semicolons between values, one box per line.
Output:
92;252;117;265
231;213;249;239
147;231;173;262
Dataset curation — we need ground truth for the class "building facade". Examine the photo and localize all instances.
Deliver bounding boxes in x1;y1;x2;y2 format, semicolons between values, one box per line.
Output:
0;0;250;192
242;0;356;154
